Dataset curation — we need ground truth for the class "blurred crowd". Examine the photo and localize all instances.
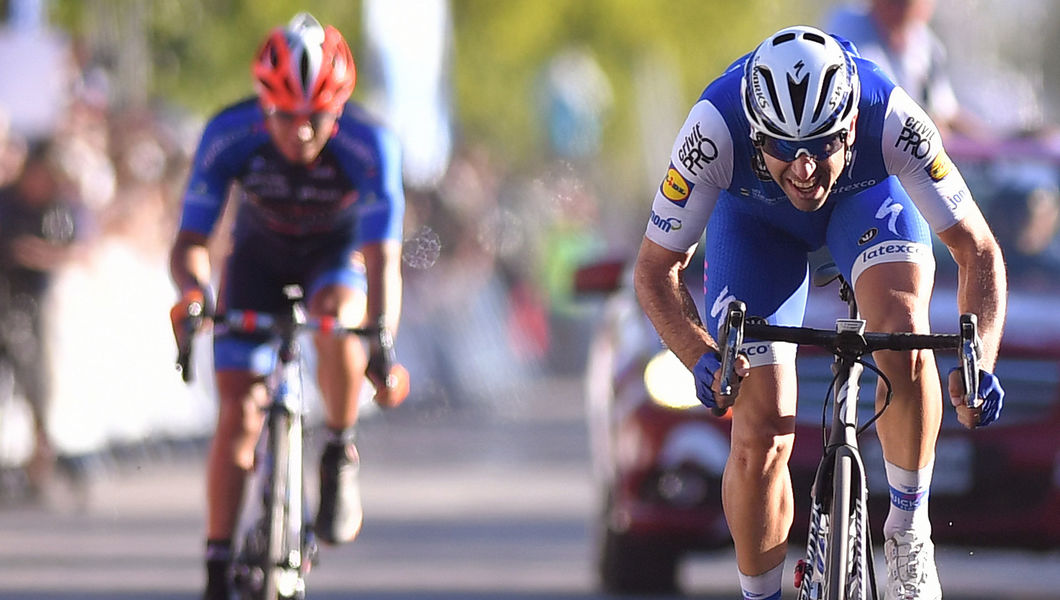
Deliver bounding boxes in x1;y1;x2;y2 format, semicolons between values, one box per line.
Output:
0;21;625;504
0;20;217;501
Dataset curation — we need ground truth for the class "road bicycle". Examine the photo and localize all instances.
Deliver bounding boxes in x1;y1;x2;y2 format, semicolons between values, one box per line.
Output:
715;265;980;600
176;284;407;600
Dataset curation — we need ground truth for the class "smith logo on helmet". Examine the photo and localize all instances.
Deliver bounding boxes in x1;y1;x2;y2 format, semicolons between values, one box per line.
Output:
661;163;694;206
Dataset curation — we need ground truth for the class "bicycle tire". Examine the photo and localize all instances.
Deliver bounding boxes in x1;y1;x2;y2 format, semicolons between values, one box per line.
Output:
261;409;291;600
826;452;853;600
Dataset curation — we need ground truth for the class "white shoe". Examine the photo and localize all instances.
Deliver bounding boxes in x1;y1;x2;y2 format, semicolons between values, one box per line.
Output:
884;530;942;600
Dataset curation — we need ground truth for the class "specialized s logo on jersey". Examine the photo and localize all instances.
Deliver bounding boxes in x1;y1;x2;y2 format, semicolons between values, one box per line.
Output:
924;149;954;182
661;162;694;206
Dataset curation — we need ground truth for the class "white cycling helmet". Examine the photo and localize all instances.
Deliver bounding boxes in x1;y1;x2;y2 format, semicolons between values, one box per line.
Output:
741;25;859;141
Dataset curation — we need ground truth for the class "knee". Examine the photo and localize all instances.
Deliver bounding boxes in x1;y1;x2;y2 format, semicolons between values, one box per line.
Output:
728;415;795;474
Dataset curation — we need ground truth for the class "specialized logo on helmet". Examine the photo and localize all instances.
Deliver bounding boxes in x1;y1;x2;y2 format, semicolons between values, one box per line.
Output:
924;149;954;182
661;163;694;206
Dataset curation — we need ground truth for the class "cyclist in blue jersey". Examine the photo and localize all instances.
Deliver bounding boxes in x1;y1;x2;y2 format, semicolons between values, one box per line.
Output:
168;13;405;600
633;26;1006;600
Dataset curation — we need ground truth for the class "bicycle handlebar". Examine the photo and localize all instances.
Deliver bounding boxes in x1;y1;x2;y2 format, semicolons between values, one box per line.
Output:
716;300;981;409
175;307;390;383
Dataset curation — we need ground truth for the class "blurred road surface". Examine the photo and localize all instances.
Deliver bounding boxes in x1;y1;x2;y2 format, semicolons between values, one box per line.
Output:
0;375;1056;599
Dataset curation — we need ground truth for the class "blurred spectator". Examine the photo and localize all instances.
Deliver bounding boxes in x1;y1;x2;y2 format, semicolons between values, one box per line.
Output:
825;0;990;138
985;173;1060;288
0;139;86;495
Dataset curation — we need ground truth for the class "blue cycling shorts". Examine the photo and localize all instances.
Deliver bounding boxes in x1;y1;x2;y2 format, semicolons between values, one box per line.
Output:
214;233;368;374
703;176;934;367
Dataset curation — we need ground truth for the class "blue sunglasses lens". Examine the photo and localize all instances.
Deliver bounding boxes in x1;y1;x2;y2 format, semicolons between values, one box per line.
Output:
760;132;846;162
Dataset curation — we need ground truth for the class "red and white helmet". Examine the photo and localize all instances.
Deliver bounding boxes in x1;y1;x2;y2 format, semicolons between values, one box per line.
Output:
252;12;356;114
741;25;860;141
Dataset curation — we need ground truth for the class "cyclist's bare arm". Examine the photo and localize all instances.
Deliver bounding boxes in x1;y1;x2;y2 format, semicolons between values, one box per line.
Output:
360;239;403;334
633;237;715;370
936;208;1006;370
170;230;213;295
937;207;1006;428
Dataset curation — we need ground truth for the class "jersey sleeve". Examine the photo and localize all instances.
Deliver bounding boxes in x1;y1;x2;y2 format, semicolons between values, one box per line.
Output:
355;125;405;245
177;117;242;236
644;99;733;252
881;86;972;232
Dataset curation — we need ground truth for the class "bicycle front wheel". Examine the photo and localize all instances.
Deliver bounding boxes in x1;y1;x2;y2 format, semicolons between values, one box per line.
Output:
826;452;853;599
261;410;292;600
824;449;873;600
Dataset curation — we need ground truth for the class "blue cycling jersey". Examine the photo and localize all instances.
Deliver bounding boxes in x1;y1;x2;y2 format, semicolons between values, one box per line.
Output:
178;98;404;246
646;35;977;367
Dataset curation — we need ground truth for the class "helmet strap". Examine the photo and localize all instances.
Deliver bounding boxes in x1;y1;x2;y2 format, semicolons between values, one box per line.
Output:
750;137;773;182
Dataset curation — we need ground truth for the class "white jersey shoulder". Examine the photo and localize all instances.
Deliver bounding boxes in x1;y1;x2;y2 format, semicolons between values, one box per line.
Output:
645;99;733;252
881;86;972;232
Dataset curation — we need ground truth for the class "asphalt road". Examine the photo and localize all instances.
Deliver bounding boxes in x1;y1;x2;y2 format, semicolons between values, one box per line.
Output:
0;375;1056;599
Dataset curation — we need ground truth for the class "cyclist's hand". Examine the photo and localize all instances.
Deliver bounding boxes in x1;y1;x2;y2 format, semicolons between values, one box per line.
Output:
170;288;208;347
366;327;409;409
948;367;1005;429
693;351;750;414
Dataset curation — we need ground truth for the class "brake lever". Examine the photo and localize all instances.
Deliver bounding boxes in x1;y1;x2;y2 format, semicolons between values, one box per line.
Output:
176;300;206;383
959;313;981;409
714;300;746;416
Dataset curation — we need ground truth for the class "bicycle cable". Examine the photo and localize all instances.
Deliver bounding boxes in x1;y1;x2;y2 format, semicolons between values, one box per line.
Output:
819;356;896;450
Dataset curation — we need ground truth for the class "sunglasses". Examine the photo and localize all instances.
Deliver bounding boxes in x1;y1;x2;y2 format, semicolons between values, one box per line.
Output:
756;130;848;162
267;109;338;132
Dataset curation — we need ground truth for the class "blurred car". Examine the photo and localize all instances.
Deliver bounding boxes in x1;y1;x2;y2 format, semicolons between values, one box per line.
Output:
576;138;1060;594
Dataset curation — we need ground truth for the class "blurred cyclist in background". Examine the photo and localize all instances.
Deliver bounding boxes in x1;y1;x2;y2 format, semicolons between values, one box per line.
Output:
167;13;406;599
634;25;1006;600
824;0;990;139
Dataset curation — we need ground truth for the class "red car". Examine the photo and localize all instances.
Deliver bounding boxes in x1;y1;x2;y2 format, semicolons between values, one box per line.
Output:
577;139;1060;594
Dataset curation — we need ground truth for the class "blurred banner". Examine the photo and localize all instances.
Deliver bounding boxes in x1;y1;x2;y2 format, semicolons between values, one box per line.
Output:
0;0;71;140
364;0;453;190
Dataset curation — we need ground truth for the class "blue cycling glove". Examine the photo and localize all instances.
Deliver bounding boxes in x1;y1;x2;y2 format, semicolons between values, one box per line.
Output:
950;367;1005;427
693;351;722;409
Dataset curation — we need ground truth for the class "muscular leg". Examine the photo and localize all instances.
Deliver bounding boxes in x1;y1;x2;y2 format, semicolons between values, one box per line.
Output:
854;261;941;471
309;284;368;431
206;371;267;540
723;361;799;575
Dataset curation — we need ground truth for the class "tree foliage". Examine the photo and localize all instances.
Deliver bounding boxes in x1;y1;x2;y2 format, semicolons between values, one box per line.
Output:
48;0;825;174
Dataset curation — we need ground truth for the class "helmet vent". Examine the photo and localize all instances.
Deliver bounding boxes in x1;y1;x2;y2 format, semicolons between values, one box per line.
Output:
773;32;797;45
787;69;809;127
299;51;312;95
758;67;785;125
802;31;827;45
812;65;840;122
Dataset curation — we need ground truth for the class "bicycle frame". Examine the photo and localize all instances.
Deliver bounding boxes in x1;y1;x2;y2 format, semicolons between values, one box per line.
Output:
799;284;875;600
231;295;315;600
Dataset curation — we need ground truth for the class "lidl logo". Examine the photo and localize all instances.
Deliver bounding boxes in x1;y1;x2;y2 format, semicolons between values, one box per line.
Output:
924;149;954;182
661;163;694;206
